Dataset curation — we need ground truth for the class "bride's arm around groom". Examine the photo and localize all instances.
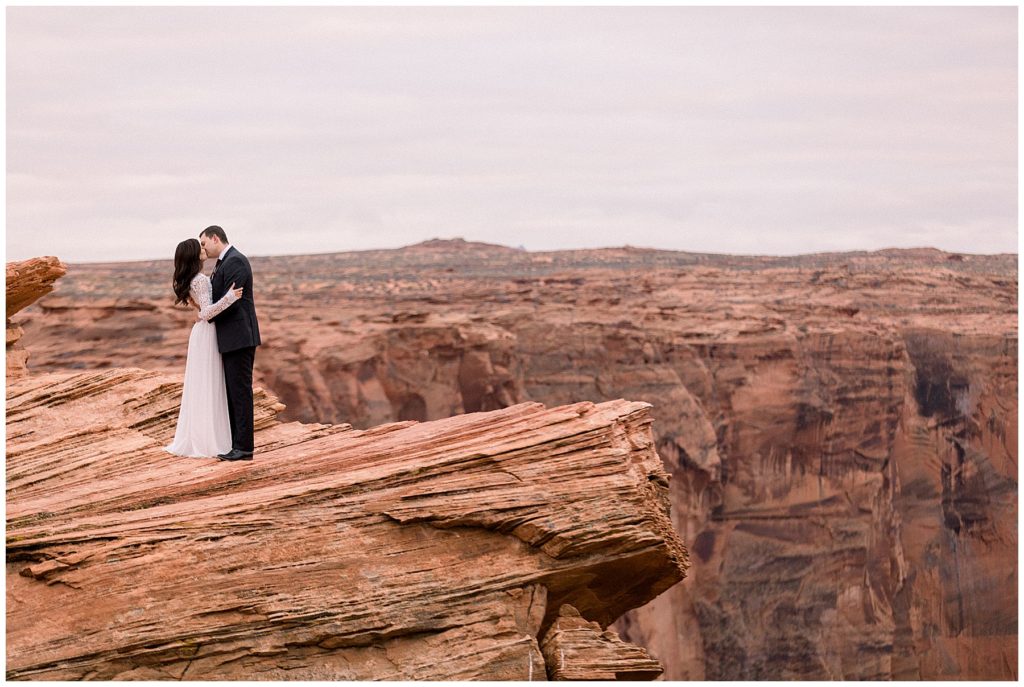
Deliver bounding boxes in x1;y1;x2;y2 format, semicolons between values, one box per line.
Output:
203;237;261;350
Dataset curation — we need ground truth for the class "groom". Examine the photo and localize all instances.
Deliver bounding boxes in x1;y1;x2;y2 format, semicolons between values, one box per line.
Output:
199;225;262;462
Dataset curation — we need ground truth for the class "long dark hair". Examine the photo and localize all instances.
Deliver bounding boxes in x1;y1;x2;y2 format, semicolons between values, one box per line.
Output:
172;238;203;305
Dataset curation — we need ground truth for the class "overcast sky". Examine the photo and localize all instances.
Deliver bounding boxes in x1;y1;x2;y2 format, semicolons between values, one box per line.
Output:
6;6;1017;263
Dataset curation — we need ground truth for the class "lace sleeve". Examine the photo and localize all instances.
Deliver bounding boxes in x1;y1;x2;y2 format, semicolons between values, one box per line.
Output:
191;274;238;322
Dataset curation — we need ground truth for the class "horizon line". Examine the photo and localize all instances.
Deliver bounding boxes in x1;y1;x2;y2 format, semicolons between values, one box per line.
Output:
9;238;1019;267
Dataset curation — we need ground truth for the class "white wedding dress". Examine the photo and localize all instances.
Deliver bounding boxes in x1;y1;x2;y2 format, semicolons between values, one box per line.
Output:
165;273;239;458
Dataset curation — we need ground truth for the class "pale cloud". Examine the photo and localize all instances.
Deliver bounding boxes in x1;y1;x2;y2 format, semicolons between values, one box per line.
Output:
6;6;1017;263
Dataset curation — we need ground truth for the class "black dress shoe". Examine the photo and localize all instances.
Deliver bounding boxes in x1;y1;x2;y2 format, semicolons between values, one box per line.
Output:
218;449;254;461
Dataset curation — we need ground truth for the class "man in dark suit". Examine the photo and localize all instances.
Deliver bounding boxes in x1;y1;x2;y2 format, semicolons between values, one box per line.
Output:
199;225;262;461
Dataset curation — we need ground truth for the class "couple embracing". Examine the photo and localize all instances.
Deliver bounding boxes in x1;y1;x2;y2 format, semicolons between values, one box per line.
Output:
165;225;261;462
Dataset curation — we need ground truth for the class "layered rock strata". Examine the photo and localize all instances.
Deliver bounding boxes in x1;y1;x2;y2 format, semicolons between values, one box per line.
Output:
11;241;1017;679
6;257;66;376
541;604;663;680
6;270;688;680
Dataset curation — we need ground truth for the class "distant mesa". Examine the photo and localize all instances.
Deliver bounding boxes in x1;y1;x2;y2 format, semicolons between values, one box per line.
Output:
875;246;951;258
407;237;525;253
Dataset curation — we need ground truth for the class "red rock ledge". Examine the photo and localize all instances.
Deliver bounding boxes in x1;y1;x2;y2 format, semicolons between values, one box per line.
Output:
6;257;66;376
6;258;687;680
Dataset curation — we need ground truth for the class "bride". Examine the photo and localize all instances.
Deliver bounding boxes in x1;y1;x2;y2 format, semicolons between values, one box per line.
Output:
165;238;244;458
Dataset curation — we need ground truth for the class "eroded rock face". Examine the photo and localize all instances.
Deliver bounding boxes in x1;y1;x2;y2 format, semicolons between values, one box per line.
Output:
11;242;1018;679
7;367;687;679
541;604;663;680
5;257;66;376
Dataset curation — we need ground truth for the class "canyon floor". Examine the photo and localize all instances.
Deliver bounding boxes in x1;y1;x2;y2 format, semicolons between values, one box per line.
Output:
11;239;1018;679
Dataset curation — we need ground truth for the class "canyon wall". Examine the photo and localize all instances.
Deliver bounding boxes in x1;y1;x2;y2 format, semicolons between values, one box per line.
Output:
12;241;1017;679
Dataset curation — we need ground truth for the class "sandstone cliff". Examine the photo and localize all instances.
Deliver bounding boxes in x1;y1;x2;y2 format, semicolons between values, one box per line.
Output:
6;258;688;680
12;241;1018;679
6;257;66;377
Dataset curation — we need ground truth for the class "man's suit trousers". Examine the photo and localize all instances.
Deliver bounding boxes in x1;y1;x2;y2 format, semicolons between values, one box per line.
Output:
223;346;257;452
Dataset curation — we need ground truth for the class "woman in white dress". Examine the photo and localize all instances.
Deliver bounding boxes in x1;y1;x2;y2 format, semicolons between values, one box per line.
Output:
165;238;244;458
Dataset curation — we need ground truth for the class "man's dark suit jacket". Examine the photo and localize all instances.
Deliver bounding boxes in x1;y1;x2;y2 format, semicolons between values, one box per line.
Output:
210;246;262;353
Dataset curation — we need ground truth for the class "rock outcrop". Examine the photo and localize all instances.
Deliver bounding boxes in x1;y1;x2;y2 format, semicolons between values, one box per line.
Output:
11;242;1018;680
6;257;688;680
6;257;66;376
541;604;663;680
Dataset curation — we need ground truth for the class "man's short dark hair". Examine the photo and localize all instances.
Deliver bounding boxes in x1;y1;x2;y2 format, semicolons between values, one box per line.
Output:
200;225;229;244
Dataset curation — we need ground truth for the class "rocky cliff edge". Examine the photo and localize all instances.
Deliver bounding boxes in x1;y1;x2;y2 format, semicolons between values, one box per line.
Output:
5;258;688;680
